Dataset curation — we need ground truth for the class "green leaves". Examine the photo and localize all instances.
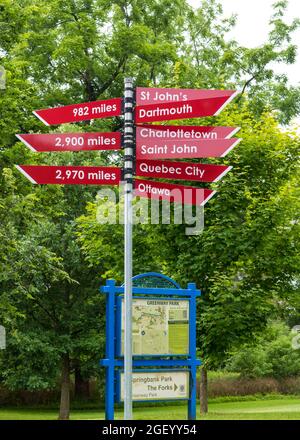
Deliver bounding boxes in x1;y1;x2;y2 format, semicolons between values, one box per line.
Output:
226;322;300;379
0;0;300;397
0;329;62;390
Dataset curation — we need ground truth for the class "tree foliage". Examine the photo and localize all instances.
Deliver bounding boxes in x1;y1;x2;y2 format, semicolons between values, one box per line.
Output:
226;322;300;379
0;0;299;416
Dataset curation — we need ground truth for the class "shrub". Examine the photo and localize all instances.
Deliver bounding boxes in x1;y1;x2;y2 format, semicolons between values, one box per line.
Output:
226;346;273;378
225;322;300;379
267;336;300;378
196;376;300;398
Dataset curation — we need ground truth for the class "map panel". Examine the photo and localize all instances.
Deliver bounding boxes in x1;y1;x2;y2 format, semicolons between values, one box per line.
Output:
121;298;189;355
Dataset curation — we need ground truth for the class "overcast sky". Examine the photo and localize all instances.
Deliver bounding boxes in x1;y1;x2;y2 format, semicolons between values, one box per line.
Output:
188;0;300;82
187;0;300;125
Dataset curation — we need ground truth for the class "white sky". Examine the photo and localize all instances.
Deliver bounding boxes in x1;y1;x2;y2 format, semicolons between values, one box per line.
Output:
187;0;300;126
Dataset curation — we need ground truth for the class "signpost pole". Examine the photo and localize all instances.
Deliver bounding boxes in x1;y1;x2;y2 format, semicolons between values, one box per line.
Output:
123;77;134;420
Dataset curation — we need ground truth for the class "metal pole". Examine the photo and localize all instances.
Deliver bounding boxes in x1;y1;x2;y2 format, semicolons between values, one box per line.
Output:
123;77;134;420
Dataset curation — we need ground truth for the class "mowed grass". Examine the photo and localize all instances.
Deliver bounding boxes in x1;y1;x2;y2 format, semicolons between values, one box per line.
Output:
1;398;300;420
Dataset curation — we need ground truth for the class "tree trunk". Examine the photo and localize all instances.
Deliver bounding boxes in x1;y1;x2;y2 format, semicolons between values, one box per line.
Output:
74;366;90;399
58;353;70;420
200;367;208;414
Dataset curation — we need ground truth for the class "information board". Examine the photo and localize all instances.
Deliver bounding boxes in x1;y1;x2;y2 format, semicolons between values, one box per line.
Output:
121;298;189;355
120;370;189;401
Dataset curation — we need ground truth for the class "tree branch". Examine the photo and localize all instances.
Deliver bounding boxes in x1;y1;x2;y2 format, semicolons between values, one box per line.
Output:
31;296;61;327
97;55;127;95
237;75;257;101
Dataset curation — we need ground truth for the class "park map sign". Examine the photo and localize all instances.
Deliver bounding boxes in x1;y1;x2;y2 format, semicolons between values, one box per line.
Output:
15;83;241;420
120;298;189;356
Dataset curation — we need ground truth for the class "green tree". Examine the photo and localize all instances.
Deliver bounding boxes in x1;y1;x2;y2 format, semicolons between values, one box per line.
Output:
1;0;300;420
0;169;105;418
226;322;300;379
77;104;300;413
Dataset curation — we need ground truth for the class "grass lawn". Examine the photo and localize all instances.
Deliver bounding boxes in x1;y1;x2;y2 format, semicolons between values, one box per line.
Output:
1;397;300;420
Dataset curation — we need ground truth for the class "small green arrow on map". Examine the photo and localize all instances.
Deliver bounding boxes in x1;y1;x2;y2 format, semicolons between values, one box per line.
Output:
174;383;178;392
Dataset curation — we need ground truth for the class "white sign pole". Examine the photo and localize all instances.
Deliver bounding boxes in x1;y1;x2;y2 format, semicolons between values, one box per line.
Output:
123;77;134;420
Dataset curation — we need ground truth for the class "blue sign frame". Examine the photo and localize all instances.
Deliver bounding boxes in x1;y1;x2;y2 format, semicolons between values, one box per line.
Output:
99;272;201;420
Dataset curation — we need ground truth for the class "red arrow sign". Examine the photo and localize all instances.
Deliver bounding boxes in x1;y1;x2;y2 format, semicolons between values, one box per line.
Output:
136;125;240;141
135;179;216;206
33;98;122;126
135;97;237;123
136;87;238;106
136;138;241;159
16;165;121;185
136;160;232;182
16;132;121;152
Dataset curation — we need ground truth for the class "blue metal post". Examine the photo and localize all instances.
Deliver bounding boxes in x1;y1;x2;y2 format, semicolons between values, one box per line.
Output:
188;282;197;420
105;279;116;420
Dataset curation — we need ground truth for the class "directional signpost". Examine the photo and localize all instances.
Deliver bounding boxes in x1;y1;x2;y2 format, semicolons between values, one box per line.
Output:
15;81;241;421
16;165;121;185
135;88;238;123
33;97;122;125
135;179;216;206
136;124;240;141
136;137;241;159
136;160;232;182
136;87;238;105
16;132;121;152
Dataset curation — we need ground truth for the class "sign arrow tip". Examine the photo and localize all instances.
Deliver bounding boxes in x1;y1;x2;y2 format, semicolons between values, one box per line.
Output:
32;110;50;127
15;134;37;152
15;165;38;184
